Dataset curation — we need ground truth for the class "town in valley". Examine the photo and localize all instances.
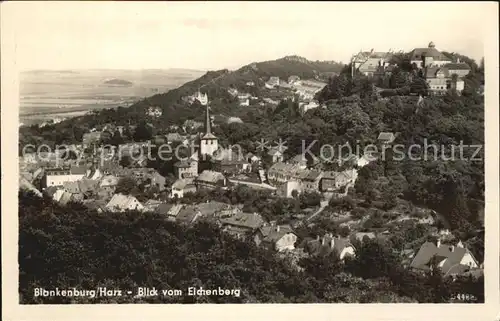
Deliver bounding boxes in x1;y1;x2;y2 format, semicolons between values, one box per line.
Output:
18;41;485;304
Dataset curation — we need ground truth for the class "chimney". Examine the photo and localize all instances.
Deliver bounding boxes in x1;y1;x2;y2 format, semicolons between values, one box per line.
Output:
321;236;326;246
276;226;280;232
437;239;441;248
450;245;455;252
330;238;335;249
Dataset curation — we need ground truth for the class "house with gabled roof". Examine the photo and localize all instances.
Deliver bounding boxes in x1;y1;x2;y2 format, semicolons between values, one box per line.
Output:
143;199;164;212
19;177;42;197
425;67;450;93
265;76;280;89
246;152;261;164
211;148;250;175
82;131;102;148
287;154;308;169
220;212;265;239
100;175;119;190
43;166;87;188
171;178;196;198
164;204;184;221
377;132;396;145
174;158;198;180
277;180;302;198
351;49;394;77
267;148;284;163
254;224;297;252
288;75;301;85
175;206;202;225
410;239;480;277
52;189;75;206
300;170;323;192
267;162;302;184
409;42;452;69
166;132;186;144
320;169;357;192
302;233;356;260
105;193;144;212
444;59;471;77
195;170;228;190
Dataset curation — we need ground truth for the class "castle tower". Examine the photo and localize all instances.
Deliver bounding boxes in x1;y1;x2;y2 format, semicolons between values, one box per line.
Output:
199;101;218;157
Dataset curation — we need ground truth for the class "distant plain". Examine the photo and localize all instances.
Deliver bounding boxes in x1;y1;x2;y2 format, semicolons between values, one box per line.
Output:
19;69;205;125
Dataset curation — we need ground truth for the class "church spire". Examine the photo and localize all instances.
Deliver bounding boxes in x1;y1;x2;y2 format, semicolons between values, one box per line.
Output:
205;103;211;134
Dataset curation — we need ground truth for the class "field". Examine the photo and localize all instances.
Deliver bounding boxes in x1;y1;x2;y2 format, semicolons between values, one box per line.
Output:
19;69;205;125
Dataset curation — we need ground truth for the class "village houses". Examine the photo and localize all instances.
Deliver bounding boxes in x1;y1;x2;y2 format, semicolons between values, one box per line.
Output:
211;148;250;175
410;239;480;277
409;42;452;69
320;169;358;192
351;49;394;77
43;166;87;188
105;193;144;212
195;170;228;190
220;212;265;240
254;224;297;252
265;76;280;89
174;158;199;179
171;178;196;198
302;233;356;261
267;148;284;163
377;132;396;145
146;106;163;118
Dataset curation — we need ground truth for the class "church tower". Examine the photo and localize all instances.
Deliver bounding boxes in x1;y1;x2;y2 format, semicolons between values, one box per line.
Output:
199;101;218;157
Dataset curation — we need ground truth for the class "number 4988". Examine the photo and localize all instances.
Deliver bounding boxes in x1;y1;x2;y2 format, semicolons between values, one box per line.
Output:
456;293;477;301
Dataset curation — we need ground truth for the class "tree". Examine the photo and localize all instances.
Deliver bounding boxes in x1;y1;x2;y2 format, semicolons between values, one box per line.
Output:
119;155;132;168
351;207;367;220
389;68;409;89
60;149;78;160
345;238;398;279
110;130;125;147
410;77;429;96
115;176;137;195
133;122;153;142
339;225;350;238
299;191;322;208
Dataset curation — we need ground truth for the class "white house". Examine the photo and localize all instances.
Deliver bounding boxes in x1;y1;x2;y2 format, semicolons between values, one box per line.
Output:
171;178;196;199
278;180;302;198
194;91;208;106
239;97;250;107
105;193;144;212
267;148;284;163
44;166;87;188
299;101;319;114
410;240;480;276
254;224;297;252
409;42;452;69
146;106;163;118
304;233;356;260
228;88;239;97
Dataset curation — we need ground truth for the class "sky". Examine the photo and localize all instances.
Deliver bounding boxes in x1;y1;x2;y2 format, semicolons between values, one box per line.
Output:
4;2;492;71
